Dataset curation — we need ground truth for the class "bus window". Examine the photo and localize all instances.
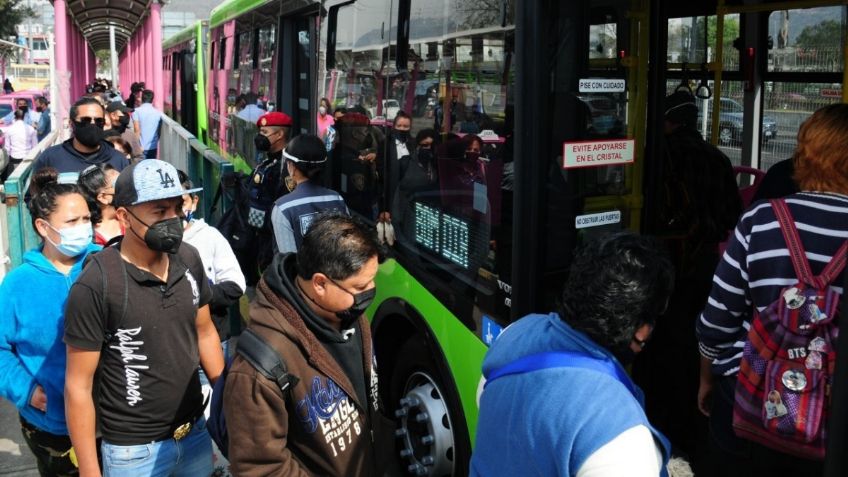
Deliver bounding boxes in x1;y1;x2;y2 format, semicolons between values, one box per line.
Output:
257;24;277;109
767;7;844;74
377;0;516;326
235;30;253;94
762;82;844;167
325;0;391;219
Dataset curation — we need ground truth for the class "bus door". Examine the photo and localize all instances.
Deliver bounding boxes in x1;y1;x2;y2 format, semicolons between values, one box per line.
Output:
279;5;320;136
532;0;651;313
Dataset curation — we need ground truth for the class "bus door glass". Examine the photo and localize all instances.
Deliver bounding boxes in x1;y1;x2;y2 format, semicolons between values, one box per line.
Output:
375;0;517;334
541;0;649;308
322;0;392;211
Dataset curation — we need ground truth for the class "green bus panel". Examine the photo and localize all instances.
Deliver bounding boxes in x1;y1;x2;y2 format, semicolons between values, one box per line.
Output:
370;259;488;444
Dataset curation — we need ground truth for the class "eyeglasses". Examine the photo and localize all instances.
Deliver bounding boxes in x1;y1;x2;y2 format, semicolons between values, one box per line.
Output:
76;116;106;127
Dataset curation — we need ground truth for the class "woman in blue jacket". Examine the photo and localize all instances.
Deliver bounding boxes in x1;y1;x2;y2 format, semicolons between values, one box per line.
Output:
0;167;99;476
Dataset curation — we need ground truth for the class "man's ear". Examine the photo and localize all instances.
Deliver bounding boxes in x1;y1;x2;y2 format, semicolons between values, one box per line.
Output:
115;207;131;228
312;273;328;295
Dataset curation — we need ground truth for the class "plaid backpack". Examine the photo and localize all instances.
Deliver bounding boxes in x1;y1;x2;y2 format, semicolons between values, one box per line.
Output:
733;199;848;460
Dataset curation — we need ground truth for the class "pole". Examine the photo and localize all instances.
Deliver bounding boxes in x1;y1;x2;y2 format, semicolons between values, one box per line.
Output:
110;25;118;89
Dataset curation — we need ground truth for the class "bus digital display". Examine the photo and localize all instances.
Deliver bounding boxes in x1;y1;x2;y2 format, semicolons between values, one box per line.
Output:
415;202;471;269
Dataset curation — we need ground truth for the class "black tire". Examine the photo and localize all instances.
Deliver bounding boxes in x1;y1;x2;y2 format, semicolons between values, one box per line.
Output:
389;337;471;477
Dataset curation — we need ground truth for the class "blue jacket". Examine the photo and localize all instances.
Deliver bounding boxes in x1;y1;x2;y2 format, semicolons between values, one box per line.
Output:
0;243;100;434
471;313;669;477
270;180;348;254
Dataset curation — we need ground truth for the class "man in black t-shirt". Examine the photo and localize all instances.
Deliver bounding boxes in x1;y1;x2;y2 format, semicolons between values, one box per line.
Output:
64;159;224;477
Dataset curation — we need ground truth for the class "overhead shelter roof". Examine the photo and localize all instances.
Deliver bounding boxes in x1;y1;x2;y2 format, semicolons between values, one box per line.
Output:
56;0;153;52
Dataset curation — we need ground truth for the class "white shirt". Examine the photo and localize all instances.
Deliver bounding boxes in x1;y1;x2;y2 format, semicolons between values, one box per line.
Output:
394;138;409;159
236;104;265;123
577;425;664;477
3;120;37;159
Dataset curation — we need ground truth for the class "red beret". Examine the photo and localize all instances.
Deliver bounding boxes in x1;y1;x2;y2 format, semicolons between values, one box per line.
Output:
257;112;293;127
335;112;371;127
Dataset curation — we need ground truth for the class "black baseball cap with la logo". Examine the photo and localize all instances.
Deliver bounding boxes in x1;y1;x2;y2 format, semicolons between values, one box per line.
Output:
113;159;202;207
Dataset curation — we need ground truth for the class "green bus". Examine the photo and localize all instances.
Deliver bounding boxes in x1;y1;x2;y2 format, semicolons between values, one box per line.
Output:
162;20;210;144
198;1;847;475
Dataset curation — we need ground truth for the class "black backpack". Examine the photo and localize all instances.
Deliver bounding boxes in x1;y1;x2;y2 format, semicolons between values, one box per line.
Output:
212;171;253;253
208;328;299;458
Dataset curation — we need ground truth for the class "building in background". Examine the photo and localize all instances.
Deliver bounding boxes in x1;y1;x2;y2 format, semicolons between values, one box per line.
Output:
162;0;219;40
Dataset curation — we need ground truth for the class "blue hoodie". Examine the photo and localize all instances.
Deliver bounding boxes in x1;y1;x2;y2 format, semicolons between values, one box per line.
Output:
471;313;670;477
0;243;99;435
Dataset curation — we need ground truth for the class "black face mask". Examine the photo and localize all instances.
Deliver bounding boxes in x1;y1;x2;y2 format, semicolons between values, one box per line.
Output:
254;133;272;152
298;278;377;328
18;106;28;114
417;147;434;164
393;130;410;142
331;279;377;325
128;211;184;254
114;115;131;132
74;121;105;148
465;151;480;162
35;106;43;113
615;346;638;367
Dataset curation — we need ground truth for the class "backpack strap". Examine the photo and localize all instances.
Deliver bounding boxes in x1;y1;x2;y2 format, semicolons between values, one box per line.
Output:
236;328;299;394
89;246;129;343
484;351;635;396
771;199;848;289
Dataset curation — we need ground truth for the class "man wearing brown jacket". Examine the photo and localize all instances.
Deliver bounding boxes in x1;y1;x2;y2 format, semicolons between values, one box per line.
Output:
223;212;392;476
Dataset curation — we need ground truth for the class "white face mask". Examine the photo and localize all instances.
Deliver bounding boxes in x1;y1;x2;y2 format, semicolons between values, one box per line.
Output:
45;222;93;257
318;106;327;116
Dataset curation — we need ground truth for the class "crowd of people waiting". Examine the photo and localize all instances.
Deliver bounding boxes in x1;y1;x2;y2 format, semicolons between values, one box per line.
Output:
0;80;846;477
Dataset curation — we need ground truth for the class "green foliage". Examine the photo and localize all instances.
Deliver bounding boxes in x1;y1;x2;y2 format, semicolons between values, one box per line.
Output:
795;20;842;50
707;16;740;52
0;0;34;40
95;49;111;65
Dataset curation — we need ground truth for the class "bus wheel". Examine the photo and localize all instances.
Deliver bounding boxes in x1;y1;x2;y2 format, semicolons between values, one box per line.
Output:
391;338;468;477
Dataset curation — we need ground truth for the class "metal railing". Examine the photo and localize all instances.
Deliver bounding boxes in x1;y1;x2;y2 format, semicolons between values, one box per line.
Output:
0;127;65;279
158;114;234;224
0;117;233;277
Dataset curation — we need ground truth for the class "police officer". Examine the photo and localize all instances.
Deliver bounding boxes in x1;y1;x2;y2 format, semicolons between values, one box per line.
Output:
271;134;348;254
245;111;293;285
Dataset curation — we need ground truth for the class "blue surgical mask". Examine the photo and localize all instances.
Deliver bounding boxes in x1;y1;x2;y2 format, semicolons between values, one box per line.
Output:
45;222;93;257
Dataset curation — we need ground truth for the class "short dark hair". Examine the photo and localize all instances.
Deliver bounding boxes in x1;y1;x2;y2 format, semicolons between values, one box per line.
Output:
13;109;24;121
35;96;48;106
297;213;384;281
70;97;104;121
415;128;437;145
285;134;327;181
141;90;154;103
558;232;673;355
16;98;27;107
393;110;411;126
176;169;197;196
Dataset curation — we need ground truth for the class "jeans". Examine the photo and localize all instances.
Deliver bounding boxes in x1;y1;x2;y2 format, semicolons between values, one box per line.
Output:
101;417;212;477
143;149;158;159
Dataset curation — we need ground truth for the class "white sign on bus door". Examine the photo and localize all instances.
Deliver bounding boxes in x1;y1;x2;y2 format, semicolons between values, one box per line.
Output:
562;139;635;169
578;78;626;93
575;210;622;229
